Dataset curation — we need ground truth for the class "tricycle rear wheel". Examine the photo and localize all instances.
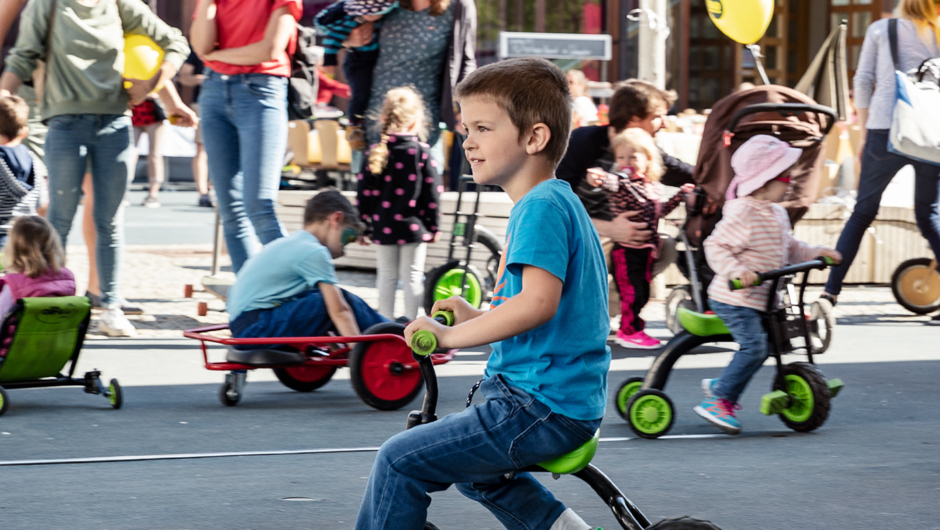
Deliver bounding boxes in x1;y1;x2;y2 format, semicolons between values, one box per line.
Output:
349;322;422;410
273;366;337;392
777;362;831;432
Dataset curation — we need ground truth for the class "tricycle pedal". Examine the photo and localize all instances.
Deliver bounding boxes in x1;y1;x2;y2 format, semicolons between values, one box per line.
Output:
760;390;789;415
827;378;844;398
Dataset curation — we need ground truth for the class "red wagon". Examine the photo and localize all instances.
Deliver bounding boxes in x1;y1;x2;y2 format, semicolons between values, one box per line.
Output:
183;322;455;410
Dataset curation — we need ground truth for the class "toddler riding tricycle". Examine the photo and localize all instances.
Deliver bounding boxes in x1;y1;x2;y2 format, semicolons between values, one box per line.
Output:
616;258;845;439
183;321;455;410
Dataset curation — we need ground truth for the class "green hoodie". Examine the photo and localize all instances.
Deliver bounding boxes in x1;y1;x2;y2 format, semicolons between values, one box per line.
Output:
3;0;188;121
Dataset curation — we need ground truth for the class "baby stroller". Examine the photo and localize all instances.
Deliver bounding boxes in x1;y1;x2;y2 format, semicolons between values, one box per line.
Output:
664;85;839;353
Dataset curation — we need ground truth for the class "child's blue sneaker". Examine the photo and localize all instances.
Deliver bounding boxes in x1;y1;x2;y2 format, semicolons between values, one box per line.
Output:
701;378;718;398
693;396;741;435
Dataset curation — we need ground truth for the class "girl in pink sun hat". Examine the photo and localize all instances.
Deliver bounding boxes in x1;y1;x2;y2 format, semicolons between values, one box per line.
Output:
694;134;842;435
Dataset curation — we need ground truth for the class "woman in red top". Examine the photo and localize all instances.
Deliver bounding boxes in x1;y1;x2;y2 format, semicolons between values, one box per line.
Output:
190;0;302;273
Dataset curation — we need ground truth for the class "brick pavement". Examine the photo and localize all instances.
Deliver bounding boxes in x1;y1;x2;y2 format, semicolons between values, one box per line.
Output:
68;244;935;341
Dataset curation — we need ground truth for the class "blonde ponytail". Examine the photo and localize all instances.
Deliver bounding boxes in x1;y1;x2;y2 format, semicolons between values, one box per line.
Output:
366;86;427;175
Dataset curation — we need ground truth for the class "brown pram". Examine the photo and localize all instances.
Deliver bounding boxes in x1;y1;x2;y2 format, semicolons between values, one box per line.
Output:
664;85;838;348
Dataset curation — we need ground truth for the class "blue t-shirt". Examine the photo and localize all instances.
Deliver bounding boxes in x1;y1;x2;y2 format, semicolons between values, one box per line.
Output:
227;231;339;320
485;179;611;421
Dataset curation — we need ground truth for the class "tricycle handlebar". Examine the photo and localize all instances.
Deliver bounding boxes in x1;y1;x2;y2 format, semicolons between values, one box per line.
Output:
729;257;835;291
410;311;455;356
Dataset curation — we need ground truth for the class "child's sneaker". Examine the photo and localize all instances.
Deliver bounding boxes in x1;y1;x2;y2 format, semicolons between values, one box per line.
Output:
693;396;741;435
98;307;137;337
614;330;661;349
701;378;718;398
345;125;366;151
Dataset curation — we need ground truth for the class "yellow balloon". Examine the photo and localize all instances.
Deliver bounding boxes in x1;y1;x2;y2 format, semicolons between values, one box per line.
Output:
706;0;775;45
123;34;164;87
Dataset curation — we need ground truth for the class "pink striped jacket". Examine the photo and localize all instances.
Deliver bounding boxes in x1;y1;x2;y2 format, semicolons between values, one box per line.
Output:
704;198;823;311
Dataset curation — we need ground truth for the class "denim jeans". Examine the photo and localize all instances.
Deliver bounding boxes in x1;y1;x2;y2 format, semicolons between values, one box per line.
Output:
199;70;289;273
229;288;388;339
355;375;602;530
44;114;134;308
825;129;940;295
709;300;769;404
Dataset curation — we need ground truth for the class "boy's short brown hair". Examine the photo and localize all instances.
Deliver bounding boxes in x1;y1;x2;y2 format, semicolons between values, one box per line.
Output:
303;188;364;230
608;80;677;133
455;57;571;168
0;95;29;140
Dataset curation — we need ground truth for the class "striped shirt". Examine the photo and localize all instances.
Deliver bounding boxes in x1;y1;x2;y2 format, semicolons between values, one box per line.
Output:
0;156;47;235
314;1;393;66
855;18;940;130
704;198;823;311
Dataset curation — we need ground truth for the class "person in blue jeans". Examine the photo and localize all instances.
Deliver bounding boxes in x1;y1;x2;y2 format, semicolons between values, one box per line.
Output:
356;58;611;530
228;189;388;340
821;7;940;320
191;0;303;273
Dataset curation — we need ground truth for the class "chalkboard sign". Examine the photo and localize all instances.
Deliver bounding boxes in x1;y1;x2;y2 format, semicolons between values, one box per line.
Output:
499;32;612;61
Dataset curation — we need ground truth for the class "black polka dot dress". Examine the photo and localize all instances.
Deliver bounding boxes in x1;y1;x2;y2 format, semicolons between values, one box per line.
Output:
356;133;443;245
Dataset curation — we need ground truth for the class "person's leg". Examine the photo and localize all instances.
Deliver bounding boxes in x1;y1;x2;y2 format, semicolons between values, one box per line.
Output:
44;115;91;251
611;246;639;335
87;115;135;309
81;173;99;297
912;162;940;261
624;248;652;333
233;74;288;247
400;242;427;320
708;300;768;403
375;243;401;319
355;376;600;530
341;50;378;125
200;73;254;272
651;234;677;278
825;130;908;297
145;121;167;202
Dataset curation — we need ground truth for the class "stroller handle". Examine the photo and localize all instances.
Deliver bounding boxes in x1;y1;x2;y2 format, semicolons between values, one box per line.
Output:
728;257;836;291
727;103;838;138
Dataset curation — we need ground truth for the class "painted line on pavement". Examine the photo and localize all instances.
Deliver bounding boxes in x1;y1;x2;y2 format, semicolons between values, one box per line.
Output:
0;434;729;467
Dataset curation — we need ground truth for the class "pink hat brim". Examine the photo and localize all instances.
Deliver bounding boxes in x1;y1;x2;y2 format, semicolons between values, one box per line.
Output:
734;146;802;199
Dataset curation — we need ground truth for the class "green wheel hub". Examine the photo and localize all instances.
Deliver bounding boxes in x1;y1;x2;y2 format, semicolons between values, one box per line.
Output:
630;394;673;435
433;268;482;308
617;381;642;414
781;374;814;423
108;383;118;407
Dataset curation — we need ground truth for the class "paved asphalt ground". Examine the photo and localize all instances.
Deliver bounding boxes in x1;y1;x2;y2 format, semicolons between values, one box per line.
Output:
3;190;938;529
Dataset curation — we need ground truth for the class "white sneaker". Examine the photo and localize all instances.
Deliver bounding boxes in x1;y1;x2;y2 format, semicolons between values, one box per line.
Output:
99;307;137;337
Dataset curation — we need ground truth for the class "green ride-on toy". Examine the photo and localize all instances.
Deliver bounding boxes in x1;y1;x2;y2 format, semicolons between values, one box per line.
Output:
0;296;122;416
615;258;844;439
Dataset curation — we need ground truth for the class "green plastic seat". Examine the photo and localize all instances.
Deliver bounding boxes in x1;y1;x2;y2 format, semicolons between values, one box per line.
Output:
676;307;731;337
537;430;599;475
0;297;91;382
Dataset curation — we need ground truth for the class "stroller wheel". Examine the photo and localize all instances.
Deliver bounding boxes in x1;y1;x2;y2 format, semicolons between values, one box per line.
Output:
891;258;940;314
665;286;694;335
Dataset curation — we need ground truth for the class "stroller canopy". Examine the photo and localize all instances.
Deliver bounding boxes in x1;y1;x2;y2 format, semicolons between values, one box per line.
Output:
693;85;835;224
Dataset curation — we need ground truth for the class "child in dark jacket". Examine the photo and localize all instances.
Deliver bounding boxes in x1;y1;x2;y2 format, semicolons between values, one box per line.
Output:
588;128;694;349
356;86;442;319
0;216;76;317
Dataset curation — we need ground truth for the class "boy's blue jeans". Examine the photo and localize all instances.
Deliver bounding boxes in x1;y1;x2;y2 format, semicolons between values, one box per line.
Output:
44;114;134;308
355;375;602;530
709;300;769;404
825;129;940;295
229;288;388;338
199;71;289;273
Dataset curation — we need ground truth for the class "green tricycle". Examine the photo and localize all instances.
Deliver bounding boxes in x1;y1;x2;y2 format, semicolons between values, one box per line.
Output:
616;258;844;439
0;296;122;416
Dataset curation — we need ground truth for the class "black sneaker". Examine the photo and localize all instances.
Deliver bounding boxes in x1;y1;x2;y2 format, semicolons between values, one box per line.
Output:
198;194;214;208
85;291;144;315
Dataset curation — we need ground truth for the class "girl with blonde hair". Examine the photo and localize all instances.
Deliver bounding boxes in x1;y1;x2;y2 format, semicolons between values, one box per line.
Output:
821;0;940;315
588;128;694;349
357;87;442;320
0;216;75;317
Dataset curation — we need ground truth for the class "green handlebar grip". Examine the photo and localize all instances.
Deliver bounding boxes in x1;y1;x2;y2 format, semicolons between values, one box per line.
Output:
819;255;835;266
432;310;455;327
728;276;762;291
411;330;438;357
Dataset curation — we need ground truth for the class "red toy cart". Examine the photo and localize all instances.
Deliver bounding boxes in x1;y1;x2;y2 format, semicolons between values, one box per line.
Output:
183;322;455;410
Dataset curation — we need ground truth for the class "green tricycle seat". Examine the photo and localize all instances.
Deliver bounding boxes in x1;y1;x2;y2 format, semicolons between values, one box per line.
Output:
676;307;730;337
0;296;91;383
537;430;599;475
